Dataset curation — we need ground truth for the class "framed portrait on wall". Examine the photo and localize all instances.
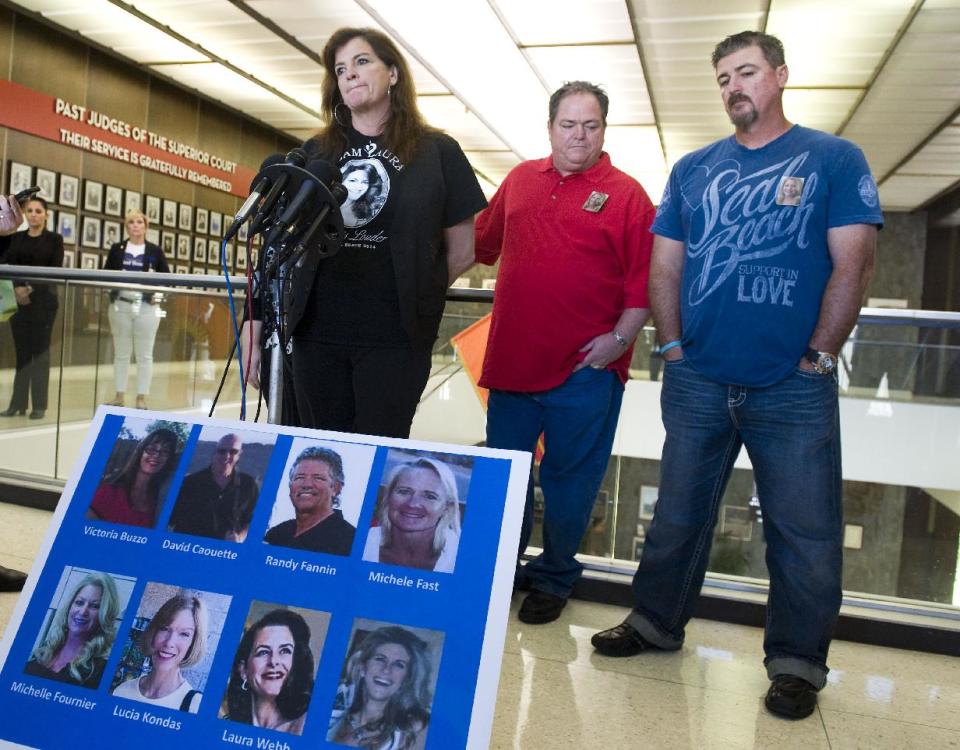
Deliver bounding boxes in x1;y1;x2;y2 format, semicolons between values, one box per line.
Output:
80;252;99;270
145;195;161;224
8;162;32;195
58;174;79;208
235;245;246;270
176;234;190;260
175;265;188;274
81;216;102;248
45;210;56;233
161;231;175;258
57;212;77;244
178;203;193;231
162;198;177;228
209;211;223;237
83;180;104;213
124;190;141;216
236;222;248;243
62;249;75;268
102;220;122;249
193;236;206;263
223;242;233;267
104;185;123;217
36;169;57;202
146;228;160;246
194;207;208;234
207;238;220;266
639;485;659;520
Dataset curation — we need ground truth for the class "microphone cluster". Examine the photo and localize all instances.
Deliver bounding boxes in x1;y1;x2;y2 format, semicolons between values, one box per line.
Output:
225;148;347;275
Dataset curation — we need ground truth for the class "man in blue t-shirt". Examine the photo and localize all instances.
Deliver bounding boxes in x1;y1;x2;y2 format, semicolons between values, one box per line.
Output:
591;31;882;720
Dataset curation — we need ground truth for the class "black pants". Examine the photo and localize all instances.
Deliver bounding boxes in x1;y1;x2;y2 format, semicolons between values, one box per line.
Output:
8;308;55;411
292;341;432;439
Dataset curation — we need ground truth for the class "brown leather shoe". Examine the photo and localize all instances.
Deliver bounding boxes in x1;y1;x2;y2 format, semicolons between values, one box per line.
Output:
0;565;27;592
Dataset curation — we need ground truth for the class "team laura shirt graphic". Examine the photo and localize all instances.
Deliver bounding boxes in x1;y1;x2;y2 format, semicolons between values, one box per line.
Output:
339;157;391;228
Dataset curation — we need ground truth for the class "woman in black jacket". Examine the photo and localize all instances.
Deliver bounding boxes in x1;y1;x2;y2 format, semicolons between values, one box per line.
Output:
239;27;486;439
0;196;64;420
102;209;169;409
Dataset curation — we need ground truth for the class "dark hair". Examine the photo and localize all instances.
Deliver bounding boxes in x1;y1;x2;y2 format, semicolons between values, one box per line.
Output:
339;626;432;748
109;428;179;500
711;31;785;68
310;27;434;164
23;196;49;211
226;609;314;724
548;81;609;125
342;162;386;221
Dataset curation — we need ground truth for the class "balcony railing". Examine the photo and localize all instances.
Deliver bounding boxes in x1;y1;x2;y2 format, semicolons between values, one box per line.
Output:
2;265;959;629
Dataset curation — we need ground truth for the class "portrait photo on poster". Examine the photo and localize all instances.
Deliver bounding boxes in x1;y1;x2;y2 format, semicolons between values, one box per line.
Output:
85;416;190;529
23;565;137;691
109;581;232;714
262;438;377;557
219;600;331;736
326;617;444;749
195;207;208;235
362;448;474;574
166;426;277;543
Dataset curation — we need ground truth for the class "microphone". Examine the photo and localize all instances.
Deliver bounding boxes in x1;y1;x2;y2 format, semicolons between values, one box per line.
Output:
262;159;347;275
224;153;284;241
248;147;309;236
262;159;330;249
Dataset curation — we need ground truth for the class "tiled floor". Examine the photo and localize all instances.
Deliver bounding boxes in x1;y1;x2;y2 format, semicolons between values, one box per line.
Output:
1;501;958;749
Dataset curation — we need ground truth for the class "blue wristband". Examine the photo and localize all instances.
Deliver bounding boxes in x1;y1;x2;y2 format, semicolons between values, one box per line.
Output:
658;340;682;355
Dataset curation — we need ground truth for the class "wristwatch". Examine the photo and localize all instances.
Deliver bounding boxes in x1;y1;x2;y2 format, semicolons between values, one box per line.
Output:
804;348;837;375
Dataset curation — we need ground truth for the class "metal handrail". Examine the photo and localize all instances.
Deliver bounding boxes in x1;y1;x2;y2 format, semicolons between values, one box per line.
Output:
4;265;960;329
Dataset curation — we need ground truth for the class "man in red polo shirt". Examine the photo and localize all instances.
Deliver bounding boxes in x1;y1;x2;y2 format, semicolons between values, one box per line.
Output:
475;81;655;624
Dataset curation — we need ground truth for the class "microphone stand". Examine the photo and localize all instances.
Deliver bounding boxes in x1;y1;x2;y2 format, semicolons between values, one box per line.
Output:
254;177;345;425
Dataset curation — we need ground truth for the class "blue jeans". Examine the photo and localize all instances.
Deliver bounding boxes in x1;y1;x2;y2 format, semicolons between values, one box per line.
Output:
627;359;842;689
487;367;624;598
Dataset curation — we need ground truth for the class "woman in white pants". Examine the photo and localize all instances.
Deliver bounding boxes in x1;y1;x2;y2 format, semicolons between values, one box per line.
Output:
103;210;169;409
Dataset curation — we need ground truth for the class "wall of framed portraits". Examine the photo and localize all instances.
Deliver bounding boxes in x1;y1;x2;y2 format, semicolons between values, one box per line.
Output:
0;7;300;369
0;7;297;272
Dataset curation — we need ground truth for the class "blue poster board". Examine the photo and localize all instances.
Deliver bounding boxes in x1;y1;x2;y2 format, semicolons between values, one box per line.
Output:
0;408;529;749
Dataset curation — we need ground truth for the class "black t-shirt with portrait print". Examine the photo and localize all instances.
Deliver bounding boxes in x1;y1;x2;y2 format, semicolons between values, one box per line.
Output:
307;127;407;346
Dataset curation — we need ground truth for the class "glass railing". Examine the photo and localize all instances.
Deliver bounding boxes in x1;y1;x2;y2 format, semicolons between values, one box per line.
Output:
2;266;959;620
